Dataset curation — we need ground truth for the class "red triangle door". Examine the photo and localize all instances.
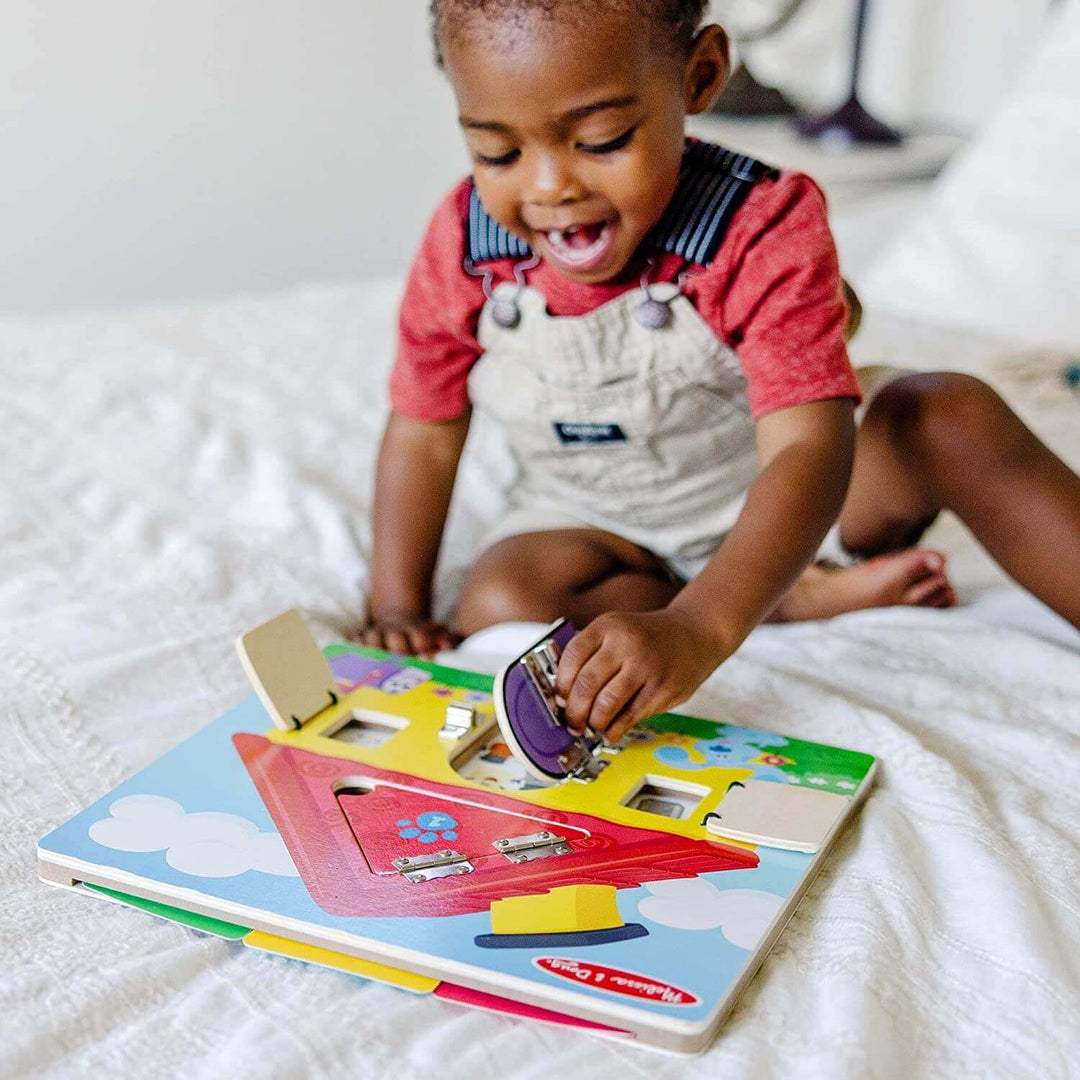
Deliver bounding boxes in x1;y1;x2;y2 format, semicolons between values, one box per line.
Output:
338;782;588;875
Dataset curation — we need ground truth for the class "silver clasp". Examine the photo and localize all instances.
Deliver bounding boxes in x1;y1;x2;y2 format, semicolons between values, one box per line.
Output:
492;830;572;863
522;638;564;726
520;636;610;782
464;253;541;329
392;849;473;883
438;701;477;741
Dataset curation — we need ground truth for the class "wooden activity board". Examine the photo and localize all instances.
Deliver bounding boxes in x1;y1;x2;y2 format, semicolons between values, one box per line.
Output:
38;612;877;1054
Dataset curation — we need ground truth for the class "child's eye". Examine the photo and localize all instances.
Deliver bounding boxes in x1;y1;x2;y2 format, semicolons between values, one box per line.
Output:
579;127;637;155
474;148;520;168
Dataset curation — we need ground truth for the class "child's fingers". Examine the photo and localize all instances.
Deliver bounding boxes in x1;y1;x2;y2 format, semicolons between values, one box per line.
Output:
555;624;603;701
358;622;455;658
563;646;621;733
383;629;411;655
603;685;652;745
608;680;672;745
408;626;449;659
405;627;432;657
586;667;642;735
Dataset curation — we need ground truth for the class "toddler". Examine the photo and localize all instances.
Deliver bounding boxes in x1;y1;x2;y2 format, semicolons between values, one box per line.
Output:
363;0;1080;743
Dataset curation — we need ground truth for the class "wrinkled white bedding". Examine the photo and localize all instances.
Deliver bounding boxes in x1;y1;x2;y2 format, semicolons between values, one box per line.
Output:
2;281;1078;1079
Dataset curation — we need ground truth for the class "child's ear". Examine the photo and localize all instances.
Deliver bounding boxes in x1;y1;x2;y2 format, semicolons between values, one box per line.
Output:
683;24;731;115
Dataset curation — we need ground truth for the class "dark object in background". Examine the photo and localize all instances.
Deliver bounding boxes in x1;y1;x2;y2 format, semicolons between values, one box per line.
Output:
710;0;806;117
712;62;797;117
797;0;903;146
710;0;900;144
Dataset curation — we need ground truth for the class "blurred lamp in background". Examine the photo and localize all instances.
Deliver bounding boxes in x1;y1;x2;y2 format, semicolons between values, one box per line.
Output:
713;0;902;145
711;0;804;116
796;0;902;145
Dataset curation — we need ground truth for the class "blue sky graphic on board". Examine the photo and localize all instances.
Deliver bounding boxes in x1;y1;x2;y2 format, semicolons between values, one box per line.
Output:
39;692;809;1025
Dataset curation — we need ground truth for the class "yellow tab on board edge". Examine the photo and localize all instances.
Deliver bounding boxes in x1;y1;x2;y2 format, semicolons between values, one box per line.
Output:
243;930;438;994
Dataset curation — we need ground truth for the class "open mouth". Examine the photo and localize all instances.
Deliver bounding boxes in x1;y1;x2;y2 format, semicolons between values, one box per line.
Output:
540;219;616;273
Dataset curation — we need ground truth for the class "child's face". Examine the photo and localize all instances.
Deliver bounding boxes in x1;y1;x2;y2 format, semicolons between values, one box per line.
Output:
443;10;728;284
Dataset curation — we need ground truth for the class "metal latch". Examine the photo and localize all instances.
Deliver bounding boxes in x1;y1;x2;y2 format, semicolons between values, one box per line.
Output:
438;702;477;740
522;638;563;725
523;638;610;782
558;742;608;782
392;849;473;883
492;830;572;863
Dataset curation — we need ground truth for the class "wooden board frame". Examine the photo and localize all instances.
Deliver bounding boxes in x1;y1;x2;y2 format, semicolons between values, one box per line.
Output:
38;634;878;1055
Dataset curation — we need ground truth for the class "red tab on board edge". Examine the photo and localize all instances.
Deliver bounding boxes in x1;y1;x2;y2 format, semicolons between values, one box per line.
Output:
533;957;700;1006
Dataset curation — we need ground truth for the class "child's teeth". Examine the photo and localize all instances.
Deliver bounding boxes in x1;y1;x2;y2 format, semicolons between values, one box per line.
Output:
543;221;610;264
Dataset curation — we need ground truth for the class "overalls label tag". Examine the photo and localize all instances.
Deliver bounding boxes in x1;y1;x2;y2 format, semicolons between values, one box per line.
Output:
553;422;627;445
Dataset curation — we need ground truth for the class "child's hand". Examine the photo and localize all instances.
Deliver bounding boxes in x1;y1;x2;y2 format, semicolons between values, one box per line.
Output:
554;609;729;745
357;615;458;659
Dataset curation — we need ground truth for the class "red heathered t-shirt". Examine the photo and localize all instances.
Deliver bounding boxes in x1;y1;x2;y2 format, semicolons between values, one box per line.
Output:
390;169;859;422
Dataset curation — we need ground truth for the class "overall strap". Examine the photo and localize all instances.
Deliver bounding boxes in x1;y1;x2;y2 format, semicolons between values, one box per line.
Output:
644;142;776;266
465;141;776;268
467;186;532;263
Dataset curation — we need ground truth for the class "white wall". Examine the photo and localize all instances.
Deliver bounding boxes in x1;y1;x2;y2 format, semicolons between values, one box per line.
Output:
0;2;468;314
0;1;1053;315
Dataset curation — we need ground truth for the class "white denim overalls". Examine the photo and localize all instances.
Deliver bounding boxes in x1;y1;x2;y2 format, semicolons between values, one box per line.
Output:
467;275;759;581
461;141;862;579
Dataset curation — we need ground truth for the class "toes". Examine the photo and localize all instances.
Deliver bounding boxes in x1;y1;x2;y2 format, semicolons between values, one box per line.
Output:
911;579;957;609
863;549;938;590
903;572;951;606
919;550;946;573
920;584;951;607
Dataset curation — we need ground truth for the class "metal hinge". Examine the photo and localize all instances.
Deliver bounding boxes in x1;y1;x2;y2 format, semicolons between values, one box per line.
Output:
492;830;572;863
438;702;477;740
558;742;608;782
392;849;474;883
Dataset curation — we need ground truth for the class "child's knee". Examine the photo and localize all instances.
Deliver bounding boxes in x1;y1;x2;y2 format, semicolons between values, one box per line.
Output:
867;371;1006;462
453;567;558;636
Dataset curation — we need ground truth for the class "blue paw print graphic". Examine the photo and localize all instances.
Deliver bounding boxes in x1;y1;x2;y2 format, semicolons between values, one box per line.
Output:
396;812;460;844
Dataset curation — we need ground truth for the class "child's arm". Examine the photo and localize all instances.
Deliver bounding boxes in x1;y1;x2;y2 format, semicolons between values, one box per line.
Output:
554;397;855;740
361;409;471;657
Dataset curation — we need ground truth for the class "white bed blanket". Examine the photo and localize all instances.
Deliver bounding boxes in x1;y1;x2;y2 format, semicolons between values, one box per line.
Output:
2;282;1078;1078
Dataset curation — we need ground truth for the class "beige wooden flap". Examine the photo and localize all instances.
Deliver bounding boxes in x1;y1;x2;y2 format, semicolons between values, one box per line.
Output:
705;779;849;854
236;609;338;730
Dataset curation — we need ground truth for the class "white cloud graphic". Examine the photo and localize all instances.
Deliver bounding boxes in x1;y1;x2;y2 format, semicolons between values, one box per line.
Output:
89;794;298;878
637;879;783;949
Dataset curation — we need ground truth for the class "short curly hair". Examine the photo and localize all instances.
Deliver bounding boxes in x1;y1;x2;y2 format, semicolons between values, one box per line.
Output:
429;0;710;68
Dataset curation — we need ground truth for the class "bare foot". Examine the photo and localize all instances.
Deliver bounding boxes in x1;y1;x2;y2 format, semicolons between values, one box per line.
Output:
769;549;957;623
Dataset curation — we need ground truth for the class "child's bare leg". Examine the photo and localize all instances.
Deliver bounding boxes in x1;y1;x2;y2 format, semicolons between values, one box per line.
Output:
453;529;678;637
781;372;1080;626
